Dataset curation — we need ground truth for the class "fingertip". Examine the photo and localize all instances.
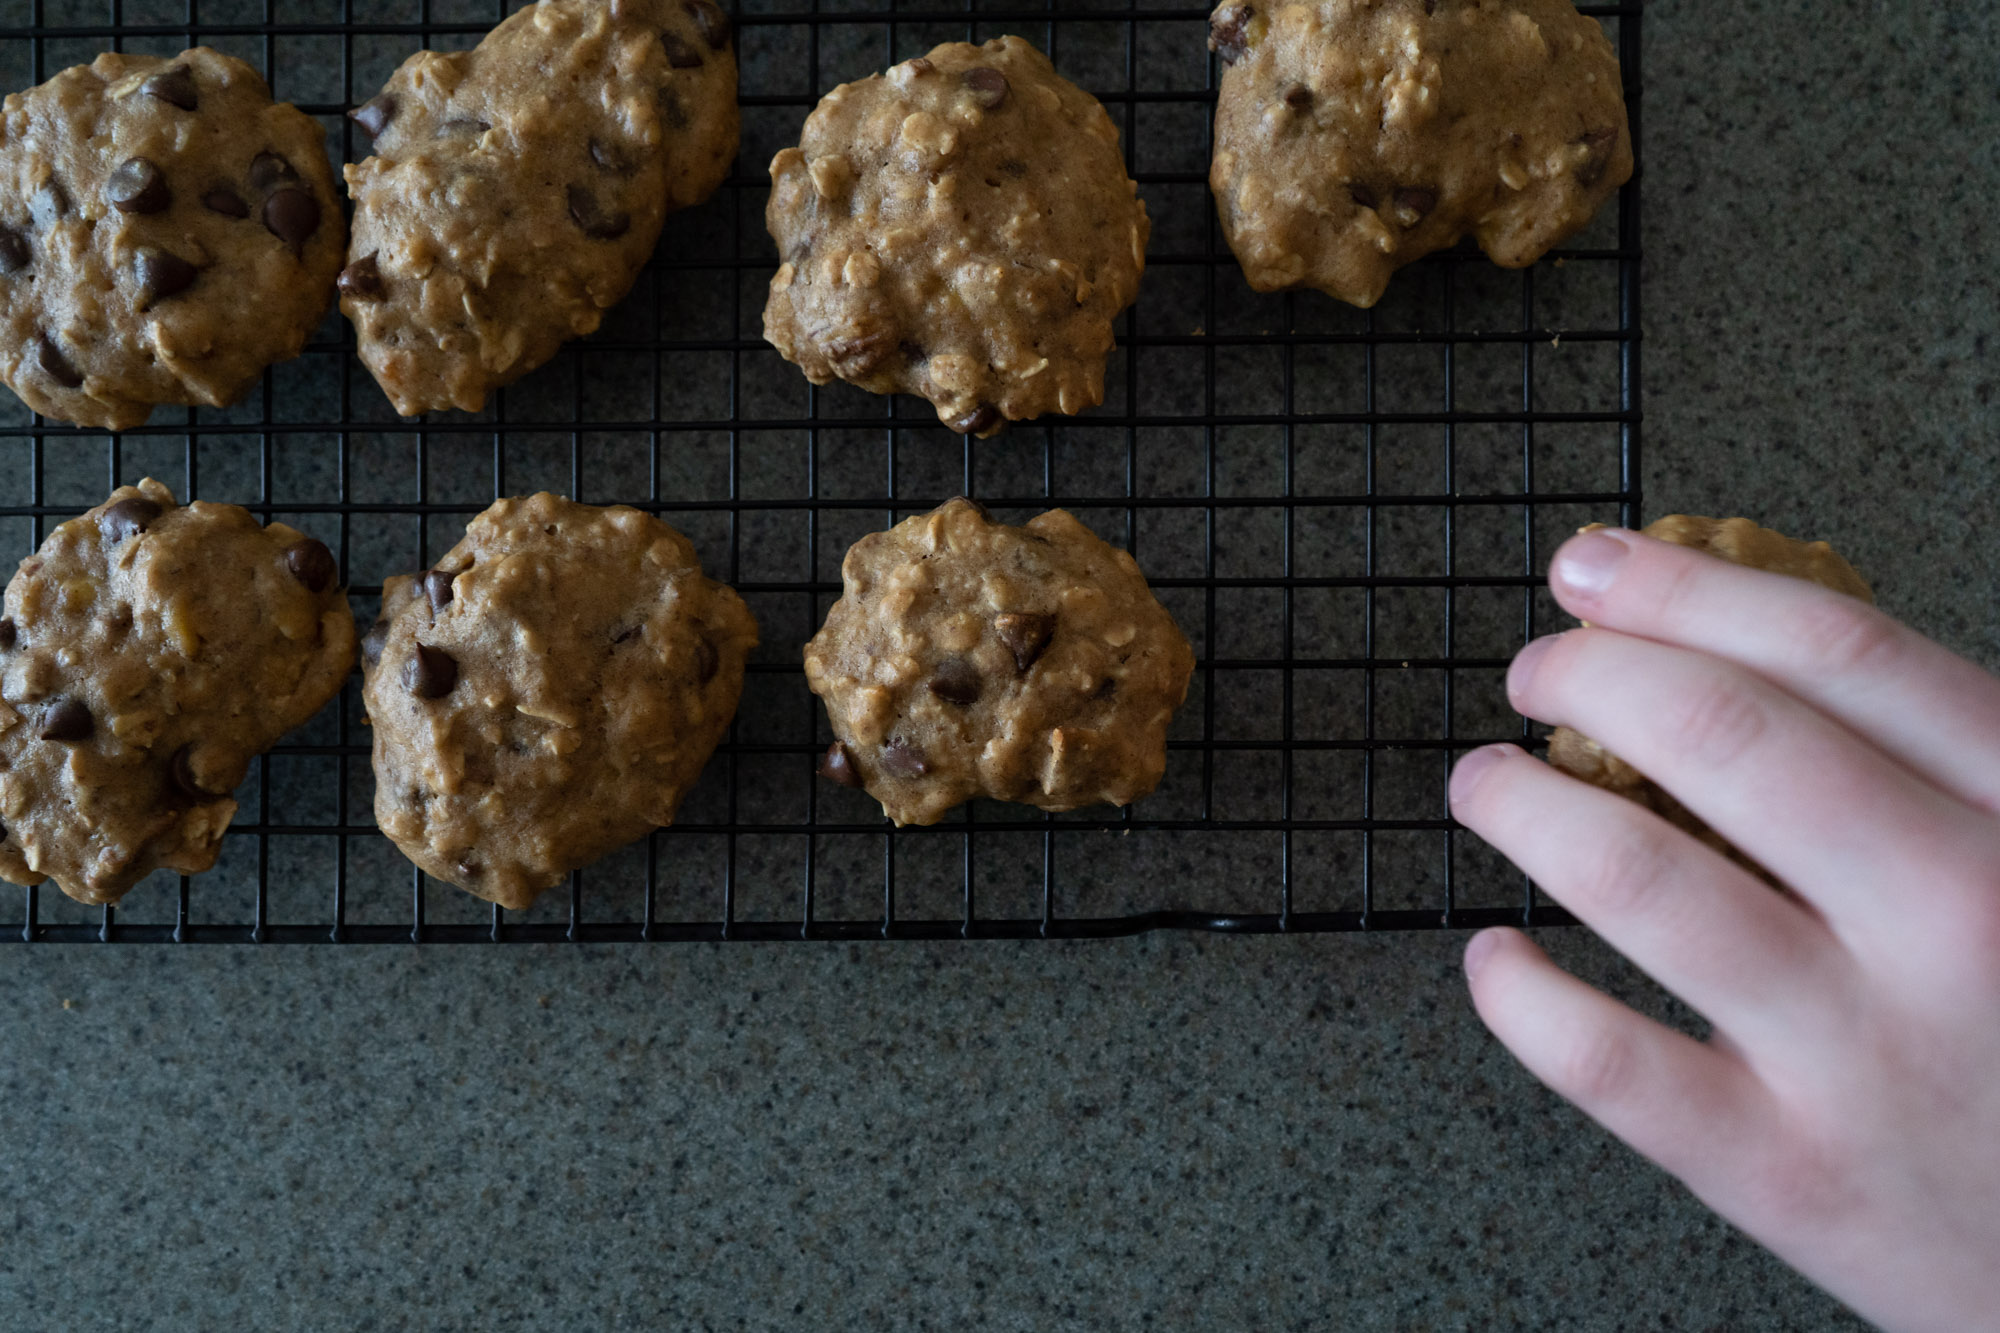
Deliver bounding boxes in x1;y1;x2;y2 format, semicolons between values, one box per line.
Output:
1448;742;1523;810
1548;527;1638;608
1462;925;1509;984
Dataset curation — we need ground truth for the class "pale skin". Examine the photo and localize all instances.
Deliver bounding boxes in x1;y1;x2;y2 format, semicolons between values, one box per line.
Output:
1450;527;2000;1333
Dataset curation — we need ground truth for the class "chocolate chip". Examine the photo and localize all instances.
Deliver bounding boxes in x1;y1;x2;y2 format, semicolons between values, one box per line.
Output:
1392;186;1437;226
898;340;927;364
660;32;704;68
454;856;481;880
170;744;224;801
694;638;718;683
1576;127;1620;188
1347;182;1379;209
262;188;321;256
434;117;491;138
31;180;69;226
999;159;1028;179
98;496;162;544
420;569;453;614
40;698;92;743
247;152;298;193
589;138;635;174
825;329;897;377
906;58;935;76
612;625;640;645
1422;0;1437;13
1209;3;1254;63
405;644;458;699
34;334;81;388
1283;85;1313;110
349;93;396;139
818;740;863;788
107;157;170;214
285;539;337;593
684;0;731;49
927;658;982;706
949;404;1000;435
142;64;198;110
338;253;384;300
994;612;1056;673
361;619;390;668
962;67;1008;110
134;247;197;308
202;185;249;218
880;738;928;779
0;619;16;650
567;185;631;240
0;226;26;274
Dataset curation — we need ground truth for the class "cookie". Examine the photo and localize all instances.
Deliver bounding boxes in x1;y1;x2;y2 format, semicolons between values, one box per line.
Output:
1546;516;1872;879
361;494;758;910
0;49;345;430
1207;0;1631;308
341;0;739;416
0;480;355;905
762;37;1150;437
805;498;1193;825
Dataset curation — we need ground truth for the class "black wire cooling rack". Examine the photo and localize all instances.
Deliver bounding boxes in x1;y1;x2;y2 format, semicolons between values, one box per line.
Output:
0;0;1641;941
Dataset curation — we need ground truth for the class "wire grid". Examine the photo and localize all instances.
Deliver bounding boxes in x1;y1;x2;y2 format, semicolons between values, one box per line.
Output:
0;0;1641;941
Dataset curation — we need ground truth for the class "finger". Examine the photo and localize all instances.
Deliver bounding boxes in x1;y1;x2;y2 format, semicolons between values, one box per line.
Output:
1463;927;1774;1200
1548;527;2000;815
1508;628;2000;935
1450;744;1847;1046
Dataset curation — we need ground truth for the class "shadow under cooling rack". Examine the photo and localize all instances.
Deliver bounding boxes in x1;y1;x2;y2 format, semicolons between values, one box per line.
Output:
0;0;1640;942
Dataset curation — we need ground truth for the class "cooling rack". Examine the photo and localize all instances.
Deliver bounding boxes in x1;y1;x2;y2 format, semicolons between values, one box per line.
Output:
0;0;1641;941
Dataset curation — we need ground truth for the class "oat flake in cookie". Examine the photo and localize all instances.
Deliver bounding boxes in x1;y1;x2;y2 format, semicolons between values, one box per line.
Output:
1208;0;1631;308
0;49;344;430
1547;516;1872;884
341;0;739;416
763;37;1150;437
0;480;355;905
805;499;1193;826
362;494;758;910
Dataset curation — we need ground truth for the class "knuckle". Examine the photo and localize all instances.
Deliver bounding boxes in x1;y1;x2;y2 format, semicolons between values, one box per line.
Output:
1663;675;1767;769
1582;823;1679;919
1787;596;1901;678
1738;1137;1848;1232
1556;1022;1638;1108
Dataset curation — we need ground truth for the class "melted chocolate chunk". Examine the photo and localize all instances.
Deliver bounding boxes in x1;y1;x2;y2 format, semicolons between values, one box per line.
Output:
818;740;862;788
0;226;27;274
141;64;198;110
170;744;225;801
40;698;93;743
202;185;249;218
1347;182;1379;209
421;569;453;614
927;658;982;706
1209;4;1254;63
98;496;163;544
589;138;636;174
1576;127;1621;188
349;94;396;138
0;619;16;650
34;334;82;389
30;180;70;226
962;67;1008;110
1392;186;1438;226
405;644;458;699
694;637;719;684
135;248;198;308
685;0;731;49
661;32;704;69
567;185;631;240
338;253;384;299
263;188;321;256
880;738;928;779
285;539;337;593
107;157;170;214
247;151;299;193
1283;85;1313;111
434;117;491;138
949;404;1000;435
994;612;1056;673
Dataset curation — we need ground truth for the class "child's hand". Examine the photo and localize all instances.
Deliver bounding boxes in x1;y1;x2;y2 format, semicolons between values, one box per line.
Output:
1449;527;2000;1333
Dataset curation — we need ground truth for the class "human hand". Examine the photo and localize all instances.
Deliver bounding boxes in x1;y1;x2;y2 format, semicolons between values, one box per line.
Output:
1448;526;2000;1333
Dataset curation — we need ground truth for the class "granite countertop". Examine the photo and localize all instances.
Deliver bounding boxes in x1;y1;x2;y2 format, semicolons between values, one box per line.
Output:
1;2;1994;1329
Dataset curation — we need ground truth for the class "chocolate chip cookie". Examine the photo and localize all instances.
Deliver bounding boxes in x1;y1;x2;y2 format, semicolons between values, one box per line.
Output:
762;37;1150;437
0;49;344;430
805;498;1193;825
0;480;355;905
1547;516;1872;879
341;0;739;416
362;494;758;910
1208;0;1631;308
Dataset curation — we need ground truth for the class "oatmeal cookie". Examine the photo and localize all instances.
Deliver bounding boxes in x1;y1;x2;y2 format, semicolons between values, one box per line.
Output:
0;49;345;429
1547;516;1872;879
0;479;355;905
805;498;1193;825
341;0;739;416
361;493;758;909
762;37;1150;437
1208;0;1631;307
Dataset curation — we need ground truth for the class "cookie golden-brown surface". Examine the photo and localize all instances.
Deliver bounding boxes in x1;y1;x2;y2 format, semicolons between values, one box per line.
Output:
805;498;1193;826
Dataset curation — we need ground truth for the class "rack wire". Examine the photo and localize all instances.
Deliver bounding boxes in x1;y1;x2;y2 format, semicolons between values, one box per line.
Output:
0;0;1640;941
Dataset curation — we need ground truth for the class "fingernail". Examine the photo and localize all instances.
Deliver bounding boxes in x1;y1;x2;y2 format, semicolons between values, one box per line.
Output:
1449;743;1512;807
1552;529;1632;598
1463;927;1503;983
1507;634;1559;704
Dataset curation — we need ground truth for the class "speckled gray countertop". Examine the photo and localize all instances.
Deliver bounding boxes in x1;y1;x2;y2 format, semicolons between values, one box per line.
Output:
1;3;1995;1330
